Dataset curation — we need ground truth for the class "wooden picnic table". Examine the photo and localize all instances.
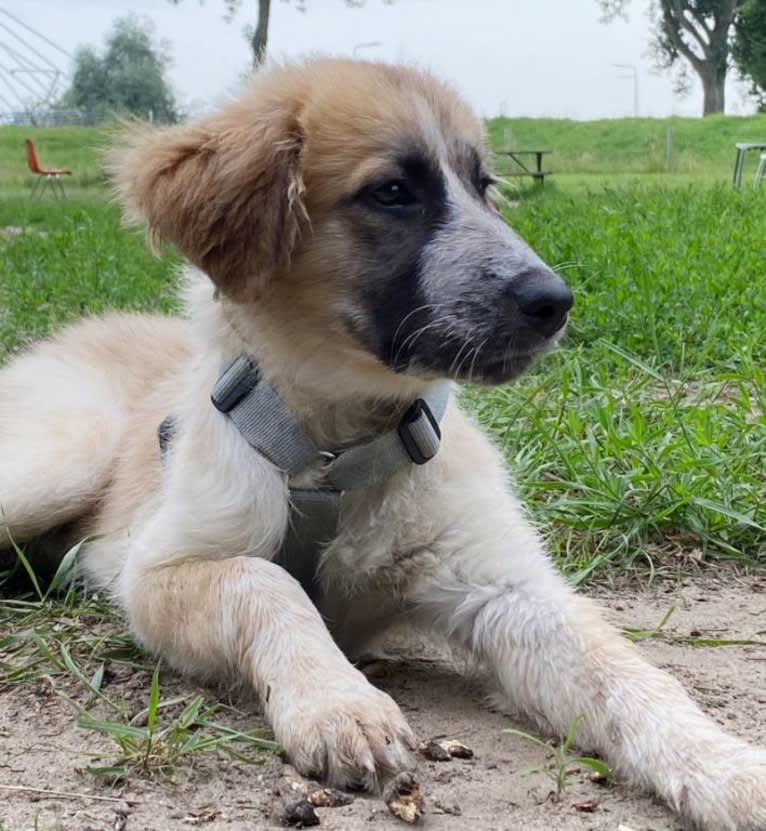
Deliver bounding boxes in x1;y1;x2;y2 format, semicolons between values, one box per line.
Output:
496;149;552;185
733;142;766;189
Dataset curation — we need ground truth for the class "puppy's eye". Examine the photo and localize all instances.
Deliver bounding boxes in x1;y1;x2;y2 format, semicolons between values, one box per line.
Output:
370;179;417;208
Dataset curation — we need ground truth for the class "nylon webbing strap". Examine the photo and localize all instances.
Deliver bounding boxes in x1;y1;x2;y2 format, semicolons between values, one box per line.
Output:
211;355;320;475
211;353;450;488
325;384;449;491
278;489;341;603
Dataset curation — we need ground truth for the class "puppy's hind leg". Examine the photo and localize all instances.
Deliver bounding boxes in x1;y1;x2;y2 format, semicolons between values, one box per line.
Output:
0;348;124;548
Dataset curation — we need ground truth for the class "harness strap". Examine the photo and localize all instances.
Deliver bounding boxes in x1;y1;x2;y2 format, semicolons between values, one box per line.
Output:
325;385;449;491
211;354;450;489
283;489;341;602
203;354;450;600
211;356;319;475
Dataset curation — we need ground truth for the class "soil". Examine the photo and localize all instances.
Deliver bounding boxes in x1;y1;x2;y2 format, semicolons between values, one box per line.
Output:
2;573;766;831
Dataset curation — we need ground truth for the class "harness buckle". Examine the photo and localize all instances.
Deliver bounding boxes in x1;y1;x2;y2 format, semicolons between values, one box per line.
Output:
398;398;442;465
211;354;260;413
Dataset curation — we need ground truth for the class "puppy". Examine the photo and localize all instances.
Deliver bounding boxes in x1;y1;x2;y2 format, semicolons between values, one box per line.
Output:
1;59;764;829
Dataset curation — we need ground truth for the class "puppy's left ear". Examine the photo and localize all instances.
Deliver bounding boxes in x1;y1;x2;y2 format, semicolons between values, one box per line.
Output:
107;95;307;302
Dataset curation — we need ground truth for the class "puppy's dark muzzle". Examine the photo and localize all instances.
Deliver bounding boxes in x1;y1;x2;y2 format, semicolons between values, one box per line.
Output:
505;268;574;338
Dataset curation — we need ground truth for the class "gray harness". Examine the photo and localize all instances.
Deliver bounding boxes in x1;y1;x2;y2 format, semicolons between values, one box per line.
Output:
161;354;449;600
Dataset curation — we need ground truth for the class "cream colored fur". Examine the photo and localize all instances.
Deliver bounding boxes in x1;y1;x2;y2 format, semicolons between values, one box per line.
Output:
1;59;765;829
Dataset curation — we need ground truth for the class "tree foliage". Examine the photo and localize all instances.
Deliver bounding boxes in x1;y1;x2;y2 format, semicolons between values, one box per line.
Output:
63;16;178;123
732;0;766;111
598;1;745;115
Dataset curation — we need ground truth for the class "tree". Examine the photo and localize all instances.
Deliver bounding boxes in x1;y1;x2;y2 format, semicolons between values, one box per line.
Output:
62;16;178;123
170;1;378;68
732;0;766;111
598;1;745;115
250;0;271;67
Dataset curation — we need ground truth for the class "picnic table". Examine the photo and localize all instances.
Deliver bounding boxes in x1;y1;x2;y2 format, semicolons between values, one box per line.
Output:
496;149;552;185
733;142;766;189
757;153;766;187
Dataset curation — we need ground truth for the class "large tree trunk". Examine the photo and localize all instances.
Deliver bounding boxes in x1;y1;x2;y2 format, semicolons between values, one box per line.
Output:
656;0;738;116
250;0;271;67
699;65;726;115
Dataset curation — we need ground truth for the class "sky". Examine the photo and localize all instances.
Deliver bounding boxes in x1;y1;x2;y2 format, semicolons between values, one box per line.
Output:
1;0;758;120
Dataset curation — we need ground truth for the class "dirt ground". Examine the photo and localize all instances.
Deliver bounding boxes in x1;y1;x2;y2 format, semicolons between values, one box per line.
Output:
2;573;766;831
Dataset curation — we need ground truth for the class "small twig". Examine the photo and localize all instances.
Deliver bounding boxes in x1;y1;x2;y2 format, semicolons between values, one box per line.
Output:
0;784;141;805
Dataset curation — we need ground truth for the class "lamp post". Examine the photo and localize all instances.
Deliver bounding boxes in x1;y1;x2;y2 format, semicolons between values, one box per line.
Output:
612;63;639;117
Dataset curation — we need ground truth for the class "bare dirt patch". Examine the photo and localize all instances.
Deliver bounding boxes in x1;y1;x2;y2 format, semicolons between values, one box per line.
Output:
1;574;765;831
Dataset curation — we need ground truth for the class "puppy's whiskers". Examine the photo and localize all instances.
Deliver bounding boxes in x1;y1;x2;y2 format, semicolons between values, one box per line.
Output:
467;338;488;384
389;303;444;358
393;313;457;367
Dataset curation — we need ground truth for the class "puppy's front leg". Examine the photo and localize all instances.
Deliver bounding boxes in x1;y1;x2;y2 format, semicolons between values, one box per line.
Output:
119;554;415;789
406;499;766;830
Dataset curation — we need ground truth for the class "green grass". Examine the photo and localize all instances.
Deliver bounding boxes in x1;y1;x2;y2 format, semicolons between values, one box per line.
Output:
488;113;766;178
0;201;180;360
79;662;280;780
468;184;766;579
504;715;612;799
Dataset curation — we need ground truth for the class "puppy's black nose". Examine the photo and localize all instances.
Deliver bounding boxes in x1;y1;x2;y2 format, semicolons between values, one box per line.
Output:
506;270;573;337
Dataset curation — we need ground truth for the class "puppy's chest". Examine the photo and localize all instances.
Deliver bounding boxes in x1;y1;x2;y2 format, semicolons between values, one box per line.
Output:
319;479;442;581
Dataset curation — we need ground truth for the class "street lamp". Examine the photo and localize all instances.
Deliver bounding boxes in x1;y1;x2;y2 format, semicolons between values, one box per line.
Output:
353;41;382;57
612;63;639;117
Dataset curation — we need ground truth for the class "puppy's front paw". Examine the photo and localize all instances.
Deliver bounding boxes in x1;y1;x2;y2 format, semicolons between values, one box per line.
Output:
274;675;416;791
681;750;766;831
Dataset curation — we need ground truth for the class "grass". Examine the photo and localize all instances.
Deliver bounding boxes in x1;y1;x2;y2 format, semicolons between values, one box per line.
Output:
0;201;180;360
504;715;612;799
488;113;766;178
79;662;280;780
1;539;279;780
622;604;766;647
468;183;766;579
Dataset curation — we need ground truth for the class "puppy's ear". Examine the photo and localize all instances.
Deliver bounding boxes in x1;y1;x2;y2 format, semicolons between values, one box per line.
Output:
107;96;307;301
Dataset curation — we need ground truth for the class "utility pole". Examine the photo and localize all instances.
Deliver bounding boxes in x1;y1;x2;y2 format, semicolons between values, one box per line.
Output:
613;63;639;117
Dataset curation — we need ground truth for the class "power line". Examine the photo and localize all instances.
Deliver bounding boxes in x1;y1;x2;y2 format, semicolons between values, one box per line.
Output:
0;7;71;58
0;6;68;113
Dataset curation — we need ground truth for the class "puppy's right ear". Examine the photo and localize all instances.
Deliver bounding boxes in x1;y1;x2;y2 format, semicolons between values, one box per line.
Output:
107;92;307;302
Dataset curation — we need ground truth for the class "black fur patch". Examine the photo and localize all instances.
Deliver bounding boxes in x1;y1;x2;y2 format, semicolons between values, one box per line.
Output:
344;147;450;370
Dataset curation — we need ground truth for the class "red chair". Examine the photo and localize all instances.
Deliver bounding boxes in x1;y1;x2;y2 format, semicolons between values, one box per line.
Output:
25;138;72;199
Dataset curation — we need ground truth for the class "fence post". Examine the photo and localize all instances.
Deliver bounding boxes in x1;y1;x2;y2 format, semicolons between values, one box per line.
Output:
666;126;673;173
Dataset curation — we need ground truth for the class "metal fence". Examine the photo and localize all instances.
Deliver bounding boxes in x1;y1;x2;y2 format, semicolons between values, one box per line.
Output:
0;108;98;127
0;108;186;126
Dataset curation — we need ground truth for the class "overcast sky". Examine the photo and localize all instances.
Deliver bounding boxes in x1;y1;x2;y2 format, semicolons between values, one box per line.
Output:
2;0;757;120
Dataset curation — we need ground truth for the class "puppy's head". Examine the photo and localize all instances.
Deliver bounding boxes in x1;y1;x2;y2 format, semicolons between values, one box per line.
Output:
110;59;572;385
